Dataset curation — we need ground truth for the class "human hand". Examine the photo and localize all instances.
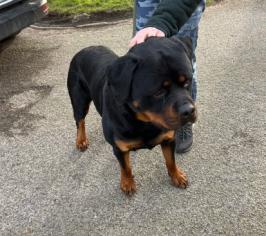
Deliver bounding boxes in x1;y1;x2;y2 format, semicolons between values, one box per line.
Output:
129;27;165;48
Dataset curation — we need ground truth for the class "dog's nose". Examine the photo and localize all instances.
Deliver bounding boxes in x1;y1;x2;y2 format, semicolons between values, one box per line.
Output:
179;103;195;119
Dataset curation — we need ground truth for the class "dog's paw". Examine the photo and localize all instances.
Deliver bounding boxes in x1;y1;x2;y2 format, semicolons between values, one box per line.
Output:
170;168;188;189
76;139;89;152
120;177;136;196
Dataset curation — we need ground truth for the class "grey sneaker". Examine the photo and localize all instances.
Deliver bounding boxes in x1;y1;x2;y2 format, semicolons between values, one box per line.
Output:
175;123;193;153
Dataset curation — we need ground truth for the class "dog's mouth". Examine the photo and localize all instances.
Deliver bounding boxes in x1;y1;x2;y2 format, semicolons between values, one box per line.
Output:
163;117;180;129
164;105;197;129
136;107;197;130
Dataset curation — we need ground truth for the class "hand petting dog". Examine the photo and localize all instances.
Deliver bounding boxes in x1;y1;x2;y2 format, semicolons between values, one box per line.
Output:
129;27;165;48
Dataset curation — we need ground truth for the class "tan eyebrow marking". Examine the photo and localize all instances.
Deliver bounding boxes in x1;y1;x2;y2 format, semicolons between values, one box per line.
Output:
177;75;186;83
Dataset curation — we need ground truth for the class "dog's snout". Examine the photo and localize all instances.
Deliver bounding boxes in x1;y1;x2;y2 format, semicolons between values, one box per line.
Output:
179;103;195;119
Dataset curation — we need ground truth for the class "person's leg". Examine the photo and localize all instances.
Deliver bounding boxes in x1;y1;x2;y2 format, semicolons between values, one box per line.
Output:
134;0;206;153
134;0;160;34
177;0;206;101
175;0;206;153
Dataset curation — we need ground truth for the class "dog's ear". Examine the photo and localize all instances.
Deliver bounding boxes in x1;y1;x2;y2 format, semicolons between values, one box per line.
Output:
170;36;193;61
107;54;139;103
157;36;193;80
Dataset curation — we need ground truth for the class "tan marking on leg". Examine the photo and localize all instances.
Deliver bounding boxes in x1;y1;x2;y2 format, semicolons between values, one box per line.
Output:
76;119;88;151
120;152;136;195
161;143;188;188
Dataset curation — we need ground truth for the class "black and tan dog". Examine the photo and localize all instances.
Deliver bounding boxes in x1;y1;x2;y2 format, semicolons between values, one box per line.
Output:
67;36;197;195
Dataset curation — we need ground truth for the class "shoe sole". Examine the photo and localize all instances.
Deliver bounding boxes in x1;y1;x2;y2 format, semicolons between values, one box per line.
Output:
175;143;193;154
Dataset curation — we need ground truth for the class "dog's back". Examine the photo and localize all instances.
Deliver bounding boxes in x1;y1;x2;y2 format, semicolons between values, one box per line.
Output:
67;46;118;121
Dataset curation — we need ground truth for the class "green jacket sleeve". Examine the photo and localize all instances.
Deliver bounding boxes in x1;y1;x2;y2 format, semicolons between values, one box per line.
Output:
144;0;201;37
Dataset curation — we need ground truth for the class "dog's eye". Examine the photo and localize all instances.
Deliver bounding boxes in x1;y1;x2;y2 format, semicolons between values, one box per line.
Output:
177;75;190;88
179;79;190;88
153;88;167;99
183;82;189;88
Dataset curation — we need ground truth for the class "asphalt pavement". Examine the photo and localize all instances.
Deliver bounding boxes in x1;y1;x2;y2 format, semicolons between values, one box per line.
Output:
0;0;265;235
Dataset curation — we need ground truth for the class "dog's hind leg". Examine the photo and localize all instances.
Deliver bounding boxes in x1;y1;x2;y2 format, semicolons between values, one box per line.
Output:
68;82;91;151
76;110;90;152
75;97;91;151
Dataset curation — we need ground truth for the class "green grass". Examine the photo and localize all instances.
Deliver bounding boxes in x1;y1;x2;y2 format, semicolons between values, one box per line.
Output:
206;0;214;5
48;0;133;15
48;0;218;15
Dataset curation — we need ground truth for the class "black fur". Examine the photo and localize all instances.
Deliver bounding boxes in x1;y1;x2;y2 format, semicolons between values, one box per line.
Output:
67;36;196;163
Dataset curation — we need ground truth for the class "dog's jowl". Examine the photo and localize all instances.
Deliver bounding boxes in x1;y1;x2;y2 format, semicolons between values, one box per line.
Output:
67;36;197;195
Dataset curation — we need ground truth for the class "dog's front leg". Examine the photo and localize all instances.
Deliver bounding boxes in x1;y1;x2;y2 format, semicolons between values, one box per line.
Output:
161;141;188;188
113;147;136;195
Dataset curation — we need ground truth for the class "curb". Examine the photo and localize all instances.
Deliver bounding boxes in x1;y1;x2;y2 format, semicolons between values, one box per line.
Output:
30;18;131;30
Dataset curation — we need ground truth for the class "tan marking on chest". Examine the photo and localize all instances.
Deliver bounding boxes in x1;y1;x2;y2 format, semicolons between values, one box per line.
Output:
152;130;175;145
115;139;143;152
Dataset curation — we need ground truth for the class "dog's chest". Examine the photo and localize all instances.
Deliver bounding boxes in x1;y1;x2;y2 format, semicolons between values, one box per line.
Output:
115;130;175;152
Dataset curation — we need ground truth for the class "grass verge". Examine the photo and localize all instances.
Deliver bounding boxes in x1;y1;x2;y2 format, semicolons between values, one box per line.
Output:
48;0;218;15
206;0;215;5
48;0;133;15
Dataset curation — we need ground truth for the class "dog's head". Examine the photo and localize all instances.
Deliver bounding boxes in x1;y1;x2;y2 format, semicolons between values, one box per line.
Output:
107;36;197;130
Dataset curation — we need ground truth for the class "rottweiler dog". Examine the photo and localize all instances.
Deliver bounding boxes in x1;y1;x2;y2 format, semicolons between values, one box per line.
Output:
67;36;197;195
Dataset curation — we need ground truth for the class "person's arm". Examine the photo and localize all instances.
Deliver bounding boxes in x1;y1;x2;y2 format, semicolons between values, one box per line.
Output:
129;0;200;48
145;0;201;37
